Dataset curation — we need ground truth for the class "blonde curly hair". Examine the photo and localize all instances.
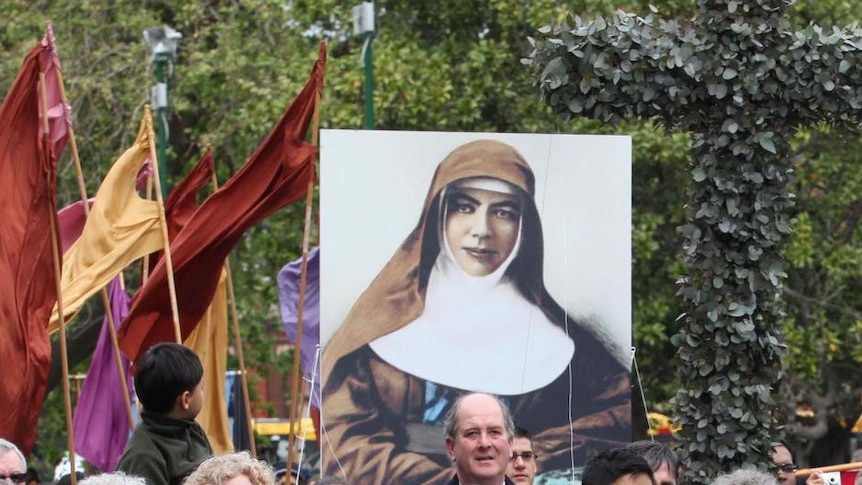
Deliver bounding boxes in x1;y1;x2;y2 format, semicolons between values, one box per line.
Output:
183;452;276;485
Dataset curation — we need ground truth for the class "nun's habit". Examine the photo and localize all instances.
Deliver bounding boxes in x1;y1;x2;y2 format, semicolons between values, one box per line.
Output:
322;140;631;485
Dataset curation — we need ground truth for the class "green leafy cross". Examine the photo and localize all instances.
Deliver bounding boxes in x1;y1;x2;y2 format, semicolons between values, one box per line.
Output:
526;0;862;481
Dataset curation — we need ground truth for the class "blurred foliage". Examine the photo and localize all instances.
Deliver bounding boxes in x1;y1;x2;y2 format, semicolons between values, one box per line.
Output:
2;0;862;478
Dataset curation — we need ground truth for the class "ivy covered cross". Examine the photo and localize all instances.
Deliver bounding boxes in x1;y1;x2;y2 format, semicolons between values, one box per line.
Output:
526;0;862;481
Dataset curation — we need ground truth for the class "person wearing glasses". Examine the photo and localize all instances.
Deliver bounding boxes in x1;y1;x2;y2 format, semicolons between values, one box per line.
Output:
506;427;537;485
770;442;798;485
0;439;26;485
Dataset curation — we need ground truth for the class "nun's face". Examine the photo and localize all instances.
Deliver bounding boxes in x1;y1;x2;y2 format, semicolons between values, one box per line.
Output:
445;187;521;276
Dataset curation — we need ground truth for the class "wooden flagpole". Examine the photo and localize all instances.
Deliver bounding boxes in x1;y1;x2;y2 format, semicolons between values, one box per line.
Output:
39;72;78;485
208;154;257;457
51;63;135;431
285;88;321;479
797;462;862;478
143;105;183;343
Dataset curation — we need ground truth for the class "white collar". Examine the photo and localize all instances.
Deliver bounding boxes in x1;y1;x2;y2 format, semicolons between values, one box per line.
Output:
370;253;574;395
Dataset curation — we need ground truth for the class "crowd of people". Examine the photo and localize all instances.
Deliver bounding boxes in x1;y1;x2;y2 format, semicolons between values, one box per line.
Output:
2;341;858;485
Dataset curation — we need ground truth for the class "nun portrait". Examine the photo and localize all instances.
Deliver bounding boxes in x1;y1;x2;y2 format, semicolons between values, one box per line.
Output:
321;139;631;485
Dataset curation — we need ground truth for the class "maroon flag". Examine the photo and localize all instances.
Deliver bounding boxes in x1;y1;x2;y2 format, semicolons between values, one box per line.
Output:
164;148;216;238
118;43;326;363
144;148;215;276
0;42;60;456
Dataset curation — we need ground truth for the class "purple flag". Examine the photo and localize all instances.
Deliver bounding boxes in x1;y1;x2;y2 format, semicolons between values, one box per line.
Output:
277;246;320;406
72;276;133;472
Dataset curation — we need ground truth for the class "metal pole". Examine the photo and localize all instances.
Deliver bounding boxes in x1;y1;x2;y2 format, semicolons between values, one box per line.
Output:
363;32;375;130
154;57;169;197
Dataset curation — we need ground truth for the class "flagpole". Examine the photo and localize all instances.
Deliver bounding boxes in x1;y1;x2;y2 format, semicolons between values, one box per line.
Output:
143;105;183;343
51;56;136;431
142;176;154;284
39;72;78;485
208;158;257;457
285;87;321;478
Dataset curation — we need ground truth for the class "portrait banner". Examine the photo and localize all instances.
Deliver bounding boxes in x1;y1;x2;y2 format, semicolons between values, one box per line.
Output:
319;130;632;485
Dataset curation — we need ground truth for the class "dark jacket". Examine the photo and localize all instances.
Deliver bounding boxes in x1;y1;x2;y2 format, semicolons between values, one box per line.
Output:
115;410;213;485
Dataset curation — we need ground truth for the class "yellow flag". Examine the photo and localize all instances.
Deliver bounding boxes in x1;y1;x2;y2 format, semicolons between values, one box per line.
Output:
48;118;163;333
186;270;233;454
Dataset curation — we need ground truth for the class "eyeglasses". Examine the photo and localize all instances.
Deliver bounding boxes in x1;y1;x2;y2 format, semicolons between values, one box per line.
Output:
777;464;798;473
0;474;27;484
510;451;536;462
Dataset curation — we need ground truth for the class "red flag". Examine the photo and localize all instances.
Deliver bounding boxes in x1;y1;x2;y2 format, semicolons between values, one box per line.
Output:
145;148;216;276
164;148;215;238
118;43;326;363
0;42;59;456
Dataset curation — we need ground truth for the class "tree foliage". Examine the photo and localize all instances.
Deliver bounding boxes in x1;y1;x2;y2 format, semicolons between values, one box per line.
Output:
526;0;862;480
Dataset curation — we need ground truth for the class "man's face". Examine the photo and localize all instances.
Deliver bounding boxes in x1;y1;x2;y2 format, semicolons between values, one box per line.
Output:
0;451;25;485
506;437;537;484
445;187;521;277
613;473;654;485
446;394;513;484
652;462;676;485
772;445;797;485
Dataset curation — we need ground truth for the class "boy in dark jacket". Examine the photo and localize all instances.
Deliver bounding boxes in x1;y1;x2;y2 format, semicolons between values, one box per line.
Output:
116;343;214;485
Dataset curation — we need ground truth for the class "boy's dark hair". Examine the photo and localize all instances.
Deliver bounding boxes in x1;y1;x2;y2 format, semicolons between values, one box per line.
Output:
134;343;203;413
582;448;656;485
625;441;679;481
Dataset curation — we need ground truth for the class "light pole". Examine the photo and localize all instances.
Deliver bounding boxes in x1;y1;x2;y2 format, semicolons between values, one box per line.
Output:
353;1;375;129
143;26;182;196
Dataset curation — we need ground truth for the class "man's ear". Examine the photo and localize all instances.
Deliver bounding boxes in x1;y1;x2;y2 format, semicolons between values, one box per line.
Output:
446;437;456;461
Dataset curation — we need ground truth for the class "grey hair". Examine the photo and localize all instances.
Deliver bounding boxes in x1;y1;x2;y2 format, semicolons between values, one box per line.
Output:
79;473;146;485
183;452;275;485
0;439;26;472
712;469;779;485
443;392;515;440
625;441;680;481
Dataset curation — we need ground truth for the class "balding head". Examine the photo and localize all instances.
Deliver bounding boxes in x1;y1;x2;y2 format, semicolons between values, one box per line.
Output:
444;393;514;485
0;439;26;478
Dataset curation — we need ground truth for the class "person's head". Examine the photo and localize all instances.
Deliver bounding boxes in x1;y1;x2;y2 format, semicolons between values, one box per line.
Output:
78;472;145;485
24;468;39;485
582;448;655;485
135;343;204;418
770;442;797;485
444;392;515;485
506;427;537;485
0;439;26;485
442;178;523;277
183;452;275;485
271;462;306;485
713;469;779;485
625;441;679;485
55;473;85;485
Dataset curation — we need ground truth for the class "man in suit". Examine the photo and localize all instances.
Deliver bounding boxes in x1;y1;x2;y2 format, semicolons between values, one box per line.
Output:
444;393;516;485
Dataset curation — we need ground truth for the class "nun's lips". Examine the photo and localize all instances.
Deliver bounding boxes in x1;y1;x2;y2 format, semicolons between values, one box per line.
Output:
463;247;498;259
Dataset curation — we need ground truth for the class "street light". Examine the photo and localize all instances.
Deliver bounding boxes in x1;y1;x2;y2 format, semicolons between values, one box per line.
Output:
143;26;182;196
352;1;375;129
